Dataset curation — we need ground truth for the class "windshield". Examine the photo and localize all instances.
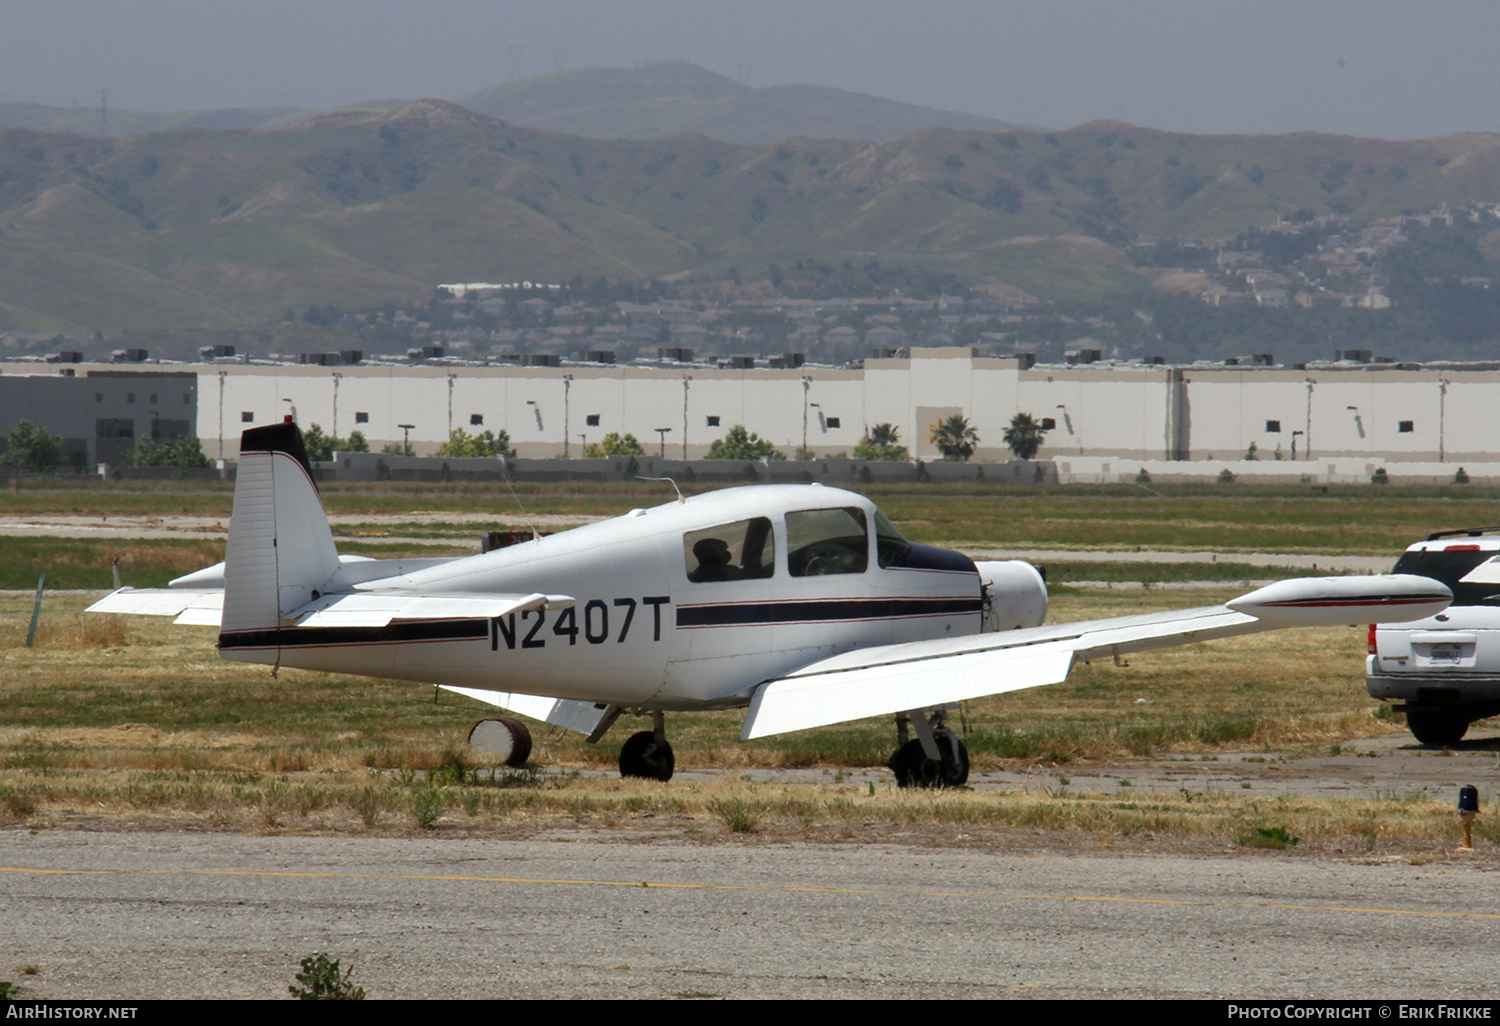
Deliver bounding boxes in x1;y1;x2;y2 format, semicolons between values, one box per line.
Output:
874;509;911;568
786;507;868;576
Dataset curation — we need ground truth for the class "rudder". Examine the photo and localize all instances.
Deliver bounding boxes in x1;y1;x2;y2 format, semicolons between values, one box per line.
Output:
219;421;340;654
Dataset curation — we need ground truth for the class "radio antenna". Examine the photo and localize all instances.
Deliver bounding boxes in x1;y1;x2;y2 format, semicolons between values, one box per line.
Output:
500;461;542;539
636;476;685;503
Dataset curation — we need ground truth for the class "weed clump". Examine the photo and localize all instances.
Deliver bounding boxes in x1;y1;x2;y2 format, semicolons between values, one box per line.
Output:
710;797;765;833
410;787;445;829
290;953;364;1000
1237;825;1300;849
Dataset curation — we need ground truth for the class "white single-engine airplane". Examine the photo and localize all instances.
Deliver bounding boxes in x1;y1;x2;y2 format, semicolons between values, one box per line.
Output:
91;421;1453;785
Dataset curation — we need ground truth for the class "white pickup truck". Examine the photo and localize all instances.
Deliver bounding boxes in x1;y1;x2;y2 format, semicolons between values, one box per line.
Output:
1367;528;1500;743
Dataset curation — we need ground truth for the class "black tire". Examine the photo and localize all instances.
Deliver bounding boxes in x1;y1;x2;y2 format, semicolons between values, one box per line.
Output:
938;735;970;787
888;735;969;788
619;730;675;781
1406;711;1470;745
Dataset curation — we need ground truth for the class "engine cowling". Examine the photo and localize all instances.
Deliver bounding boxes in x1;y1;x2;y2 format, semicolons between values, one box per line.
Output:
974;560;1048;632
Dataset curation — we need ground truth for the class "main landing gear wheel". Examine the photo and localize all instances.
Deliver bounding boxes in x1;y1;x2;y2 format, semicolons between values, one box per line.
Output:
619;730;675;781
467;717;532;767
1405;711;1470;746
888;734;969;789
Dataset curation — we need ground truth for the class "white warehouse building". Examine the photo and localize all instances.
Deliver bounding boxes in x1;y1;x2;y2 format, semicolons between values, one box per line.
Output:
4;348;1499;483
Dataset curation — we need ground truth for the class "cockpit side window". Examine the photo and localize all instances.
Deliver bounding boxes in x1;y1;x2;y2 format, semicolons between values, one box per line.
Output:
786;507;869;577
684;517;775;583
874;509;912;568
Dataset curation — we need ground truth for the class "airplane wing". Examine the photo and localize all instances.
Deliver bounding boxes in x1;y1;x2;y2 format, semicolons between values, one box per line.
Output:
87;587;574;628
740;574;1451;740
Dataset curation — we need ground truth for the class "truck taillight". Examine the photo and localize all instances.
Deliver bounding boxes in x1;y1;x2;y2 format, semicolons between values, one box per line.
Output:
1368;624;1377;655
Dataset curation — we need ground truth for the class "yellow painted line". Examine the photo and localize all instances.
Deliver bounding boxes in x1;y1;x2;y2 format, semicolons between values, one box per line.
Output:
3;864;1499;920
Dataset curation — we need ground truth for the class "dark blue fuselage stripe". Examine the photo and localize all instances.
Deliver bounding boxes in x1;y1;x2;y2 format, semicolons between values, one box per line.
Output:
219;618;488;650
676;597;981;628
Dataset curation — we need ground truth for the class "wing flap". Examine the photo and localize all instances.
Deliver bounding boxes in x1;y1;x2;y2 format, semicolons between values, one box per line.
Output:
742;605;1262;740
744;640;1077;739
441;686;618;736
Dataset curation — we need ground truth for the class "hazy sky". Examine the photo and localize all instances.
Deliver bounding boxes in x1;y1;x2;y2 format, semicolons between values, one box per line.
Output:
3;0;1496;140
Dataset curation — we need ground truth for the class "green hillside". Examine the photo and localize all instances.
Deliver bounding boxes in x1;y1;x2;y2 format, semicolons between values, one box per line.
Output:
0;103;1497;337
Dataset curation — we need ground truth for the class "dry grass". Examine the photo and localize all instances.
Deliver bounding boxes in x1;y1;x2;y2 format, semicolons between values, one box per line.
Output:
2;588;1487;853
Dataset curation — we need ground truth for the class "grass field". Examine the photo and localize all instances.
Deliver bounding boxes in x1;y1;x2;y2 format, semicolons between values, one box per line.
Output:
9;477;1495;553
1;482;1494;851
3;588;1488;852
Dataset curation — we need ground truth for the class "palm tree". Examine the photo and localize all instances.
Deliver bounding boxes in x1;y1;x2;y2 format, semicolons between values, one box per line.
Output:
854;422;910;461
1002;412;1047;460
869;423;900;449
929;414;978;461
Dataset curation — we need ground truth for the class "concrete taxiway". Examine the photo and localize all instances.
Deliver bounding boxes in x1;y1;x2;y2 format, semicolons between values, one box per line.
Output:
4;827;1498;1000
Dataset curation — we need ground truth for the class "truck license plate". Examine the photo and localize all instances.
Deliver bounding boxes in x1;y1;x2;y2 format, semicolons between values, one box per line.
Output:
1429;644;1462;663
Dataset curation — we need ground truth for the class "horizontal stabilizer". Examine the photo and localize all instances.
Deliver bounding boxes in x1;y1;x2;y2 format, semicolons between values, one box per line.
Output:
286;591;574;628
89;587;575;629
88;587;224;625
441;686;618;737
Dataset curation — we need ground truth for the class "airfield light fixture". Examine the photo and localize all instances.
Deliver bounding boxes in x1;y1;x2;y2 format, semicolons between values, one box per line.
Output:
398;423;415;457
655;427;672;457
1458;785;1480;850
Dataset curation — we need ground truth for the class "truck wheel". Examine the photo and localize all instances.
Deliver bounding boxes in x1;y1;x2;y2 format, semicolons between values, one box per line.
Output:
1406;711;1470;745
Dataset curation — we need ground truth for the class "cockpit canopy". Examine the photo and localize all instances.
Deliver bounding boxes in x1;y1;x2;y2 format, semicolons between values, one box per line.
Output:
681;504;915;582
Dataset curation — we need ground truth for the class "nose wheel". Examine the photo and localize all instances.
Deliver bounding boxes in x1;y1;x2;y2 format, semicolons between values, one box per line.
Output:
888;709;969;788
619;710;675;781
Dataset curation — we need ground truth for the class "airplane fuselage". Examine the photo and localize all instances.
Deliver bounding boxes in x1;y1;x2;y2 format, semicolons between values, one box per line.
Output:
220;485;1045;710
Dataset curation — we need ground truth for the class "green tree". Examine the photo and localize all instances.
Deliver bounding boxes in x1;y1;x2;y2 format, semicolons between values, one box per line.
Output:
853;422;909;461
1001;412;1046;460
706;424;786;461
3;420;65;470
433;428;515;459
581;432;646;458
125;435;212;469
300;423;368;462
929;414;978;461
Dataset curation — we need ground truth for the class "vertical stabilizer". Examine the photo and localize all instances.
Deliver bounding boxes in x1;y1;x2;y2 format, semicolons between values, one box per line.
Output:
219;422;340;652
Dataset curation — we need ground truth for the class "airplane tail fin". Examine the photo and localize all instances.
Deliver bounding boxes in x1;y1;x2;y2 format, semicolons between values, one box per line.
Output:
219;421;340;651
